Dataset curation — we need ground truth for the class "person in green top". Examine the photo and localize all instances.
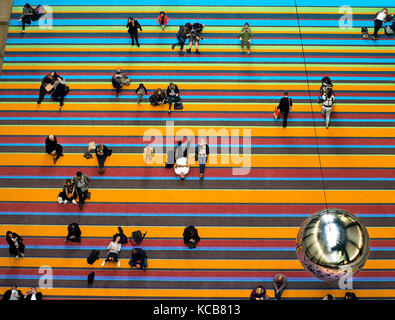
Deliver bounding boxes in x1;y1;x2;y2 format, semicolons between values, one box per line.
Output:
238;23;253;55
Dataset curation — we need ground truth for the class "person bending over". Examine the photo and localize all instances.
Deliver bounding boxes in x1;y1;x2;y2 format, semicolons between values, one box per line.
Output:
37;71;60;104
149;88;167;106
45;134;63;164
58;179;77;204
129;248;148;270
65;222;81;243
95;144;112;175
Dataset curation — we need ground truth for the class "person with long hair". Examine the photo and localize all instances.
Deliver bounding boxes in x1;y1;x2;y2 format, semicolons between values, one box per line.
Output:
195;137;209;179
321;89;335;129
149;88;167;106
18;3;33;33
156;11;170;31
6;231;25;259
102;235;122;267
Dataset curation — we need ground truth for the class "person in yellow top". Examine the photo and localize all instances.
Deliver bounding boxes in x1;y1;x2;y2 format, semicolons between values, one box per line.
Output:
238;23;253;55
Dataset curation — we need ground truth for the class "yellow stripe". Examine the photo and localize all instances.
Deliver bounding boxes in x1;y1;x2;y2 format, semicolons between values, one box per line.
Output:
1;125;394;138
0;225;391;239
1;188;395;204
0;102;393;113
1;154;395;168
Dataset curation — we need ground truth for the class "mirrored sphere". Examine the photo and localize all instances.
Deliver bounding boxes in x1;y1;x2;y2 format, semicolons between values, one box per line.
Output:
296;208;370;282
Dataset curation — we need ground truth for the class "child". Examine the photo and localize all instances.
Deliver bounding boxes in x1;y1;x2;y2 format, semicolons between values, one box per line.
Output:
135;83;147;105
156;11;170;31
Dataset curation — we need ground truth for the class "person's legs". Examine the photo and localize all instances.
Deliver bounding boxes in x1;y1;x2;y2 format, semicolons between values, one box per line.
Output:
246;40;251;54
137;93;143;104
37;85;47;103
325;107;332;128
282;110;289;127
373;19;383;38
55;144;63;161
198;155;206;178
195;40;200;54
129;32;134;45
97;155;107;174
134;33;140;47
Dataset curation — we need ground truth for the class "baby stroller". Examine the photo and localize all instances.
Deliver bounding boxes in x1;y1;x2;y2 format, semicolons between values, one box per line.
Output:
318;76;333;103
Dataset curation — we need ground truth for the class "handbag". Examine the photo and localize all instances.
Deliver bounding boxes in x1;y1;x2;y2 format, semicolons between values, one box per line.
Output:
273;108;279;119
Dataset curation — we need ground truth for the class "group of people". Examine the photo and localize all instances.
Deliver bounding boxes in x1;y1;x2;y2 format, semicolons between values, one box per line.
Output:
250;273;287;300
2;284;43;301
57;171;90;209
37;71;69;109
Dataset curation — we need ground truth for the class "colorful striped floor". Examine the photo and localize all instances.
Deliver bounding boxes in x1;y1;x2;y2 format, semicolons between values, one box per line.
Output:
0;0;394;299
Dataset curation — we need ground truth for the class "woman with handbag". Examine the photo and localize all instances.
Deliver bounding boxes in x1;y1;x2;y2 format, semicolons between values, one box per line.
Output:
276;91;293;128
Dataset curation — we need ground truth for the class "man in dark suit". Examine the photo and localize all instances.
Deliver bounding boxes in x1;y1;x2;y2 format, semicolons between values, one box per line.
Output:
276;91;293;128
24;287;43;300
2;284;24;301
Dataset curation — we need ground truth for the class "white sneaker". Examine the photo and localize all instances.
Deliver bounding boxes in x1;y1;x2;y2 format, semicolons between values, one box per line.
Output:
58;197;63;204
20;253;24;257
72;199;77;205
15;255;19;259
63;200;68;204
118;260;121;267
101;261;105;266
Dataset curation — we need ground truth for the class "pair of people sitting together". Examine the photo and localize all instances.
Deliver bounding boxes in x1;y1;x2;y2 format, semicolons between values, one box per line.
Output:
37;71;69;110
149;83;183;113
57;172;90;209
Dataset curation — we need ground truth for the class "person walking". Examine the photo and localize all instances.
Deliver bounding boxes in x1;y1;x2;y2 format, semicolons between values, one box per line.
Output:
95;144;112;175
45;134;63;164
372;8;392;40
238;22;253;54
126;17;142;47
171;25;189;56
73;171;90;210
195;137;209;179
321;89;335;129
135;83;148;105
6;231;25;259
186;22;205;55
276;91;293;128
156;11;170;31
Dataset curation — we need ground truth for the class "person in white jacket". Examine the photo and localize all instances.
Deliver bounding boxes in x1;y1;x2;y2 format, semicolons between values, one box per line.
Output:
321;90;335;129
102;236;122;267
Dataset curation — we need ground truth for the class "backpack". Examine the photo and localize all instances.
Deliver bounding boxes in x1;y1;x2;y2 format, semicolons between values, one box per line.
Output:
32;5;44;21
87;272;95;284
174;101;183;110
130;230;147;246
361;26;369;39
87;250;100;265
114;227;128;244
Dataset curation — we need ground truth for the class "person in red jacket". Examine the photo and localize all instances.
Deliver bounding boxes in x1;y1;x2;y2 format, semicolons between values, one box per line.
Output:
156;11;170;31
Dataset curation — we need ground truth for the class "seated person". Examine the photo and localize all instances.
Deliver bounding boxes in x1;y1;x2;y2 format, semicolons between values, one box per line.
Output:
95;144;112;175
102;235;122;267
273;273;287;300
129;248;148;270
24;287;43;300
37;71;60;104
183;225;200;249
57;179;77;204
45;134;63;164
1;284;24;301
112;68;128;98
149;88;167;106
65;223;81;243
250;286;269;300
143;144;154;164
174;156;189;180
166;82;181;113
51;76;69;109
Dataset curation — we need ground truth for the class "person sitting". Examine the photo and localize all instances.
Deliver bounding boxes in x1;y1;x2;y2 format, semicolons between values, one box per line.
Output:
166;82;181;114
186;22;205;54
156;11;170;31
344;292;358;300
174;137;191;180
45;134;63;164
135;83;148;105
24;287;43;300
129;248;148;270
183;225;201;249
51;76;69;110
250;286;269;300
1;284;24;301
18;3;33;33
149;88;167;106
73;171;90;210
273;273;287;300
143;144;154;164
102;235;122;267
57;179;77;204
95;144;112;175
37;71;60;104
6;231;25;259
112;68;129;98
65;223;81;243
323;294;335;300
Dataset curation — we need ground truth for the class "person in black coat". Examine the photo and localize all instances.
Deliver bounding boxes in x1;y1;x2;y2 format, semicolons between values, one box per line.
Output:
45;135;63;164
65;223;81;243
24;287;43;300
2;284;24;301
183;225;201;249
95;144;112;175
276;91;293;128
51;76;69;110
6;231;25;259
129;248;148;270
37;71;60;104
126;17;142;47
166;82;181;114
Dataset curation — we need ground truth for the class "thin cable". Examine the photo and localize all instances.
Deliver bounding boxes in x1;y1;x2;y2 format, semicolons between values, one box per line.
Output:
294;1;329;212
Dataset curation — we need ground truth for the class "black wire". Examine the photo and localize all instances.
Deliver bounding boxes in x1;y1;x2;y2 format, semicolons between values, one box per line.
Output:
294;1;329;212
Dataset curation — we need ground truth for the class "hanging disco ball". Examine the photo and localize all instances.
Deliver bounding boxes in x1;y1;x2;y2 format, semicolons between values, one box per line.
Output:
296;208;370;282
